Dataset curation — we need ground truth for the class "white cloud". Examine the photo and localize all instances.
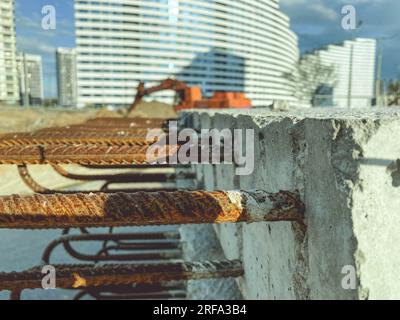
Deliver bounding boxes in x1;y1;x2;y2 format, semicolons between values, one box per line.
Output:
17;35;55;55
281;0;338;23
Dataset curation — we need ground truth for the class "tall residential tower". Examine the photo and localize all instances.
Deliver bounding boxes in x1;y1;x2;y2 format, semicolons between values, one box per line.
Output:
16;53;44;106
0;0;19;105
56;48;77;107
304;38;376;108
74;0;299;108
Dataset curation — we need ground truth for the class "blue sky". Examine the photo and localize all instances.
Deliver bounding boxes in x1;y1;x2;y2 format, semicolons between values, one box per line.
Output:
15;0;400;98
15;0;75;98
281;0;400;79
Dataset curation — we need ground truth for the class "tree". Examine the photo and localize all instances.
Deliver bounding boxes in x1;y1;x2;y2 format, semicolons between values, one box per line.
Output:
284;55;336;107
387;80;400;106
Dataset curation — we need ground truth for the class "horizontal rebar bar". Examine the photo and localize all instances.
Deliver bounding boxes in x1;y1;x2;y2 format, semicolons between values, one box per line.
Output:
38;127;155;134
0;260;243;291
80;164;184;170
83;118;171;128
0;190;304;229
0;129;162;146
0;144;179;165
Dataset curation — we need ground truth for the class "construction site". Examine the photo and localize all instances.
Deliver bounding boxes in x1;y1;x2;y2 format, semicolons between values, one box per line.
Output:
0;78;399;300
1;0;399;303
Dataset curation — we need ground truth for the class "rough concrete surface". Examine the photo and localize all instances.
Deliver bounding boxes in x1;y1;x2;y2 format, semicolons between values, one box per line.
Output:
180;107;400;300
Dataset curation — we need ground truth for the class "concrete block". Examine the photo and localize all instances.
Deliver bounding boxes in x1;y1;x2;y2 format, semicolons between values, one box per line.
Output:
180;108;400;300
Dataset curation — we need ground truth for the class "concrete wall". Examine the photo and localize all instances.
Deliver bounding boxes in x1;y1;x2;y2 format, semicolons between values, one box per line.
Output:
179;108;400;300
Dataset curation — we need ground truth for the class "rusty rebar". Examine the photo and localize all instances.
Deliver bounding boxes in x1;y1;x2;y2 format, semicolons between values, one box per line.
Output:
42;231;182;264
0;260;243;291
0;129;162;147
83;117;171;128
17;164;179;194
0;190;304;229
51;164;192;182
72;282;187;300
80;164;181;170
17;164;52;194
39;126;155;134
74;289;187;300
0;144;179;165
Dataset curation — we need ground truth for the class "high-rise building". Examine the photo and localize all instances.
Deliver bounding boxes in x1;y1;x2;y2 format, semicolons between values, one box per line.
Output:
75;0;298;108
303;38;376;108
0;0;19;105
56;48;77;107
16;53;44;105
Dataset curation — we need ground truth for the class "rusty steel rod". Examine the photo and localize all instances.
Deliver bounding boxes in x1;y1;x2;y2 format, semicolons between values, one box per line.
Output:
17;164;52;194
42;231;182;264
0;260;243;291
51;164;191;182
80;164;184;170
72;283;187;300
0;144;179;165
75;289;187;300
37;127;155;134
0;131;160;147
0;190;304;229
17;164;178;194
84;117;171;126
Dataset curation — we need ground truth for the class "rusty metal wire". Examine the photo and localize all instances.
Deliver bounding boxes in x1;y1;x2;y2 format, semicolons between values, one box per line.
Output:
84;117;171;127
17;165;52;194
80;164;181;170
17;164;179;194
42;230;183;264
0;144;179;165
50;164;190;182
0;190;304;229
74;286;187;300
0;260;243;292
38;126;154;134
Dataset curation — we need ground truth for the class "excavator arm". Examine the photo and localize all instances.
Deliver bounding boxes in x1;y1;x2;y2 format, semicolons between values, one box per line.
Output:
127;78;189;115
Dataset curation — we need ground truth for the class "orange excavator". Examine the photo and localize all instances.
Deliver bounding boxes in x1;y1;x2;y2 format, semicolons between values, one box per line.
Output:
127;78;251;114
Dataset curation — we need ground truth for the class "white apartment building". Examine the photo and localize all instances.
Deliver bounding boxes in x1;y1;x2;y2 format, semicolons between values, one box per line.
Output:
16;53;44;105
74;0;299;108
56;48;78;107
305;38;376;108
0;0;19;105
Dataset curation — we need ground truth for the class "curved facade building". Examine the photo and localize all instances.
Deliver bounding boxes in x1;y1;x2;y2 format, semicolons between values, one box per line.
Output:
75;0;298;107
